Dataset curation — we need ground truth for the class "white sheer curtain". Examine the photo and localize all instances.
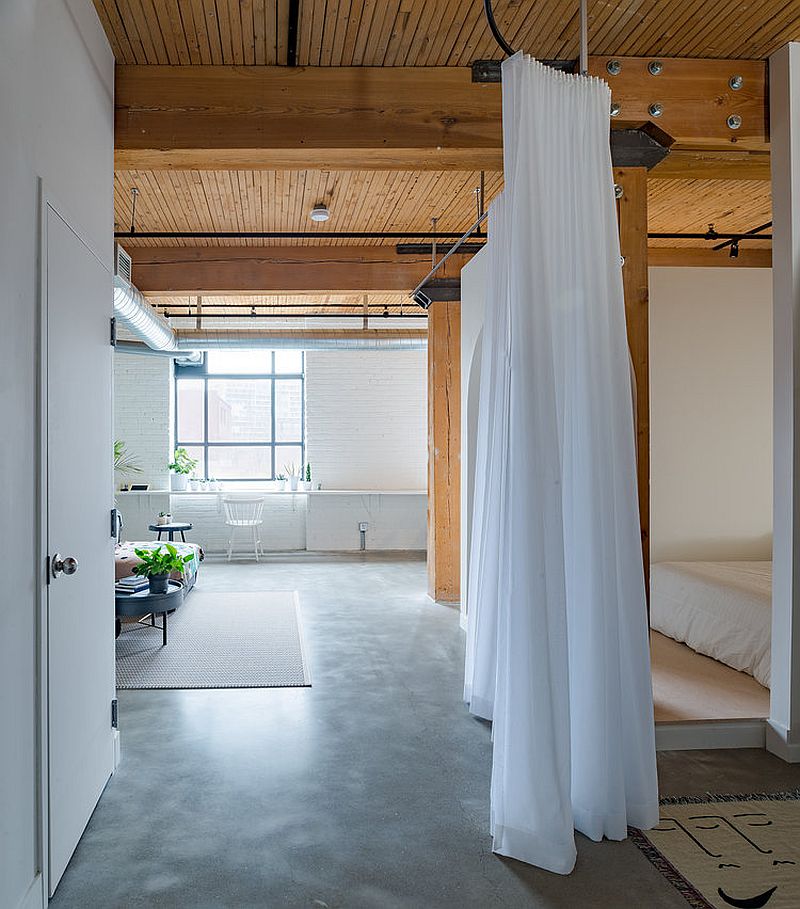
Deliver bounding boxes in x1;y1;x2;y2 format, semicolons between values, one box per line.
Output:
465;53;659;874
463;192;509;722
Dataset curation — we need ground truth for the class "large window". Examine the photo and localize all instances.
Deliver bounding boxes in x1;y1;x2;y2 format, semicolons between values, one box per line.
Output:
175;350;305;481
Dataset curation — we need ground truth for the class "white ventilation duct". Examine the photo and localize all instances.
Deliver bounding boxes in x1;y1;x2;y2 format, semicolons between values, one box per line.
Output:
112;276;427;352
113;274;178;352
113;244;427;352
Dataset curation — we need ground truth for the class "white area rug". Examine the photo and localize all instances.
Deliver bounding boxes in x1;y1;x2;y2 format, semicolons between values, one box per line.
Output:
116;590;311;689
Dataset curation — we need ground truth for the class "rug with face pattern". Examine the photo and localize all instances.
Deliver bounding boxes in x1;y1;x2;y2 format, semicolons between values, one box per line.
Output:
631;792;800;909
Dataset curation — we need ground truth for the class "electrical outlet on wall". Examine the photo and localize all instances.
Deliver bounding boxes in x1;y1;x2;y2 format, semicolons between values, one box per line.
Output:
359;522;369;532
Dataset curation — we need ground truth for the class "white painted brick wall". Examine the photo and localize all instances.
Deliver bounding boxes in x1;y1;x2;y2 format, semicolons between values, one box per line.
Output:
117;492;307;554
113;340;429;550
306;494;426;551
305;349;428;489
114;351;172;490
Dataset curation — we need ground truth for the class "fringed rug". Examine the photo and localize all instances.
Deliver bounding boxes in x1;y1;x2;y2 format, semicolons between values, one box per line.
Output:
631;791;800;909
116;590;311;689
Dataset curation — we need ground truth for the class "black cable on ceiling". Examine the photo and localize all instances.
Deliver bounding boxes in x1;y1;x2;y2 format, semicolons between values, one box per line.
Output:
483;0;516;57
286;0;300;66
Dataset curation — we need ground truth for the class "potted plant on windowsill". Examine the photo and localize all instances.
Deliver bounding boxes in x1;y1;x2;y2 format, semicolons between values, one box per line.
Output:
131;543;193;595
168;447;198;492
276;473;287;492
284;462;300;492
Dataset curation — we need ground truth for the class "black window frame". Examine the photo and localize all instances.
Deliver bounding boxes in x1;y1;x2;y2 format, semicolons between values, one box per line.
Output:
174;351;305;482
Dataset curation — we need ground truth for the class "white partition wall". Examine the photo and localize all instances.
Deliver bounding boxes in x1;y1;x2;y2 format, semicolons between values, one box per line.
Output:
768;42;800;762
649;266;773;562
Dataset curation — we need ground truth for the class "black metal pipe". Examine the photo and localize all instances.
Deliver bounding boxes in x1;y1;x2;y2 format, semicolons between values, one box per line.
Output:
711;221;772;251
113;230;477;240
396;242;486;255
648;231;772;241
483;0;516;57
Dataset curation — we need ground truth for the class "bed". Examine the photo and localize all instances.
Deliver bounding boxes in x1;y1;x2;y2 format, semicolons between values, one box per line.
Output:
115;540;204;591
650;561;772;688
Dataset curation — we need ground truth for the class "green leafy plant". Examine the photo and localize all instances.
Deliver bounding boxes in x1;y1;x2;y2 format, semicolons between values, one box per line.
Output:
168;447;198;476
305;463;312;483
276;474;286;481
114;440;141;476
131;544;192;579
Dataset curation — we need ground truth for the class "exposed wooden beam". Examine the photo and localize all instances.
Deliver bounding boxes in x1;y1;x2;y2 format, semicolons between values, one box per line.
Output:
616;167;650;596
115;65;503;171
649;149;771;180
128;246;471;295
428;299;461;604
589;56;768;151
648;246;772;267
116;60;768;173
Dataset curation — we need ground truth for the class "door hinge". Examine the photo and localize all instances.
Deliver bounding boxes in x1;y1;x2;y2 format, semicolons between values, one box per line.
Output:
110;316;117;347
111;698;118;729
111;507;119;539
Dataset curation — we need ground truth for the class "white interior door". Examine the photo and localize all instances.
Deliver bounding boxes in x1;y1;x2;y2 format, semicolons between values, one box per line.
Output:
44;201;115;894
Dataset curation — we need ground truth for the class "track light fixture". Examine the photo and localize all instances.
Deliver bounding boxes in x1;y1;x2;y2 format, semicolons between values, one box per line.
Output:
729;240;739;259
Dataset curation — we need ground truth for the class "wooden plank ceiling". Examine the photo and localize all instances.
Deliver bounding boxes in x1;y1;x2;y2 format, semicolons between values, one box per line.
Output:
648;179;771;249
116;169;772;251
148;292;412;315
115;169;504;246
101;2;778;313
95;0;800;65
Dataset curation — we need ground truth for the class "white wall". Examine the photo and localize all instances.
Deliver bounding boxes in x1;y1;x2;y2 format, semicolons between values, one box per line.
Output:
649;266;773;562
0;2;113;906
305;349;427;489
114;352;172;490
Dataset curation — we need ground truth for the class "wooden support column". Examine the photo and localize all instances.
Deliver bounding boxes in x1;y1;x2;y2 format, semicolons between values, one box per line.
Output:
427;300;461;603
615;167;650;593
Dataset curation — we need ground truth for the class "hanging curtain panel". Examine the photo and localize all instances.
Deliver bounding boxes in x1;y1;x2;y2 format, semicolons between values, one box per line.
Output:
466;53;658;874
464;192;510;723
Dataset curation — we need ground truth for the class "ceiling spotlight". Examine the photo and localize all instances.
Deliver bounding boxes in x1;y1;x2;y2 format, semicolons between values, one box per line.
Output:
729;240;739;259
310;203;330;222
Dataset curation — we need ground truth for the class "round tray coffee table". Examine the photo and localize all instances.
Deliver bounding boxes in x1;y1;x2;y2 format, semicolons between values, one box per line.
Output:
115;580;185;646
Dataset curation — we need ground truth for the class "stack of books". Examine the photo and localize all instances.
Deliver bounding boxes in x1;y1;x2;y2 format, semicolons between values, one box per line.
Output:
115;575;149;595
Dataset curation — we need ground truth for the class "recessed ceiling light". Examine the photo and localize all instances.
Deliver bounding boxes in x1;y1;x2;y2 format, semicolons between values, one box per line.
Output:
310;203;330;222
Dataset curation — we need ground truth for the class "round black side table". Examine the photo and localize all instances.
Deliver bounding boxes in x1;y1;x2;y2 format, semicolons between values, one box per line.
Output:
115;580;185;646
149;522;193;542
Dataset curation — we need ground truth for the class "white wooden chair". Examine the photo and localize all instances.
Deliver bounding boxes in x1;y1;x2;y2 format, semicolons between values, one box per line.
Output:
222;495;266;562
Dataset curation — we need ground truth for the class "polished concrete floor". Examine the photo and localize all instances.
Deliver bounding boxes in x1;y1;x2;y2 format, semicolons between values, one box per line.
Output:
52;554;800;908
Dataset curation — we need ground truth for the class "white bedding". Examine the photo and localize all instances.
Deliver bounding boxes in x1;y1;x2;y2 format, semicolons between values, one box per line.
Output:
650;561;771;688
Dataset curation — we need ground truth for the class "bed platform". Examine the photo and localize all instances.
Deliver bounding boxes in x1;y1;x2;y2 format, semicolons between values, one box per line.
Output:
650;560;771;688
650;631;769;723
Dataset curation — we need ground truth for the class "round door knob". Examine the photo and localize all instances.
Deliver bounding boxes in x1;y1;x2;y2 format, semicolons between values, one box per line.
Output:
52;554;78;578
